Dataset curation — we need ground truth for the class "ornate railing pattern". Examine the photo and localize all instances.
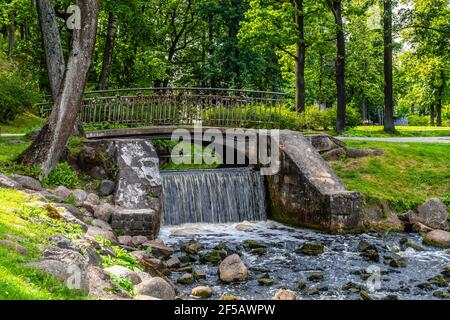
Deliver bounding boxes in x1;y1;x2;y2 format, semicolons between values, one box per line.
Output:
37;87;289;129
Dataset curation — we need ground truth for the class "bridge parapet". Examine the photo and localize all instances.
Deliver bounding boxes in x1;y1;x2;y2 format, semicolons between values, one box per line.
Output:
37;87;290;129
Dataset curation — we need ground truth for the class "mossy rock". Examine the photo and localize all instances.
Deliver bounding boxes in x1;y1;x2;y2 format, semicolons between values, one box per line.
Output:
251;247;267;255
298;242;324;256
428;275;449;287
199;250;226;265
213;242;229;251
181;242;203;254
433;290;449;299
297;280;307;291
218;295;237;300
258;277;273;286
177;273;195;285
441;267;450;279
307;273;324;282
359;290;373;300
244;240;266;250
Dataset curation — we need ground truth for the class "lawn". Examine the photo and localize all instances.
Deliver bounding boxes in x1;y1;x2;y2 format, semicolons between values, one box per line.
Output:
337;126;450;138
0;188;86;300
333;141;450;212
0;113;44;135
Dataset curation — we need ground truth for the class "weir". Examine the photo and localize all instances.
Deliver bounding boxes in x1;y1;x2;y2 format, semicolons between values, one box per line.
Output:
161;168;267;225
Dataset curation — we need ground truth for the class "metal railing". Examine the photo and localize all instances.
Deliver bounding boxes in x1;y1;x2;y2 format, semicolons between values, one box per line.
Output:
37;87;290;129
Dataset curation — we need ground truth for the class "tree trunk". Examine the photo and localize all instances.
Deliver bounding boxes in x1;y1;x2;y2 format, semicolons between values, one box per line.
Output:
329;1;346;133
430;104;435;126
294;0;306;113
99;12;117;90
8;12;15;58
436;99;442;127
19;0;100;178
35;0;65;101
383;0;395;133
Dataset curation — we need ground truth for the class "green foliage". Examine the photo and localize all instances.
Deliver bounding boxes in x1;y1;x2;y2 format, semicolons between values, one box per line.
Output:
97;237;142;271
108;275;134;295
43;162;81;189
408;115;429;127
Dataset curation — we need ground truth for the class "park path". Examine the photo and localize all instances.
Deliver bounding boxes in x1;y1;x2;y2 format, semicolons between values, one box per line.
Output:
336;136;450;144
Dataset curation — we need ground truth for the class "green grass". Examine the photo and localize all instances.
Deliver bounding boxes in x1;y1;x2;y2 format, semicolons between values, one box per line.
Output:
333;141;450;212
335;126;450;138
0;188;86;300
0;113;44;135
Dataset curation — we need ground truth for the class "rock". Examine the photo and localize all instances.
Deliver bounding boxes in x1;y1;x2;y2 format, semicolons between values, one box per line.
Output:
218;295;238;300
143;240;174;258
177;273;195;285
218;254;248;283
132;236;148;246
86;193;100;205
0;173;22;189
194;269;206;280
86;266;130;299
118;236;133;246
252;247;267;255
200;250;226;265
54;186;72;201
49;234;80;252
441;267;450;279
382;295;399;300
306;134;346;153
412;221;434;233
357;240;380;262
424;230;450;248
244;240;266;250
89;166;108;180
24;260;71;283
75;239;102;267
258;277;273;286
104;265;142;285
360;290;373;300
416;282;433;290
181;242;203;254
345;148;383;159
166;256;181;269
98;180;115;197
0;240;28;255
191;286;213;298
321;148;346;161
132;252;171;277
404;241;424;251
86;226;117;244
133;268;153;283
92;219;113;231
59;210;88;232
297;280;307;291
307;273;324;282
428;275;448;287
10;174;42;191
83;202;96;214
71;189;87;205
94;203;115;222
135;295;161;300
342;281;362;293
433;290;448;299
272;289;296;300
363;204;405;232
416;198;449;230
383;253;407;268
42;246;87;270
299;242;324;256
134;277;175;300
214;242;229;251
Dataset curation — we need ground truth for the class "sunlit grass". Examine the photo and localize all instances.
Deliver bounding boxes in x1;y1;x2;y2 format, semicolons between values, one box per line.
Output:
0;113;44;135
337;126;450;137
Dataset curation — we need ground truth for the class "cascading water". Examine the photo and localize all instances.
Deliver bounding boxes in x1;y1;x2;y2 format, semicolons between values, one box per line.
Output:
161;168;267;225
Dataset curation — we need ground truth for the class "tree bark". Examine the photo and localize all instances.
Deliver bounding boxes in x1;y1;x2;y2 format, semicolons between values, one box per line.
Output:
294;0;306;113
328;0;346;133
8;12;15;58
19;0;100;178
35;0;65;101
430;104;435;126
383;0;395;133
99;12;117;90
436;69;445;127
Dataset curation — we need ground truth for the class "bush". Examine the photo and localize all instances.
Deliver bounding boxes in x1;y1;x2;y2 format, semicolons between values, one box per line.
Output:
0;74;39;123
408;115;429;126
43;162;81;189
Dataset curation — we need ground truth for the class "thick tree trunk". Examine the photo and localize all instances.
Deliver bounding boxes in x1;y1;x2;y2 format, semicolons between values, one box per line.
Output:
436;99;442;127
430;104;435;126
19;0;100;178
294;0;306;113
99;12;117;90
383;0;395;133
329;1;346;133
8;12;15;58
35;0;65;100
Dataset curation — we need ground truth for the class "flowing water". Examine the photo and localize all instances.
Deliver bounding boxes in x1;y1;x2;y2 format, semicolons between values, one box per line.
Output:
160;221;450;300
161;168;267;225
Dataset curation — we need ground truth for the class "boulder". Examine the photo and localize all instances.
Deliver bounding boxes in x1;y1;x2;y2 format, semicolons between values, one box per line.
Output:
345;148;383;159
272;289;296;300
92;219;113;231
133;253;171;277
321;148;347;161
307;273;324;282
94;203;115;222
133;268;153;283
357;240;380;262
166;256;181;269
219;254;248;283
306;135;346;153
72;189;87;205
0;173;22;189
24;260;71;283
42;246;87;270
383;253;407;268
75;239;102;267
416;198;449;230
363;204;405;232
49;234;80;252
132;236;148;246
299;242;324;256
10;174;42;191
86;226;118;244
104;265;142;285
143;240;174;258
89;166;108;180
191;286;213;298
98;180;115;197
134;277;175;300
86;193;100;205
177;273;195;285
0;239;28;255
86;266;130;300
54;186;72;201
423;230;450;248
181;242;203;254
118;236;133;246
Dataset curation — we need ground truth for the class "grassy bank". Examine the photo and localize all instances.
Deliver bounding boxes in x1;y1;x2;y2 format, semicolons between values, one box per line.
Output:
336;126;450;138
0;113;43;135
333;141;450;212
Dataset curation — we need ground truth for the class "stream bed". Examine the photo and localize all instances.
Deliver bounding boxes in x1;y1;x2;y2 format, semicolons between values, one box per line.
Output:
160;221;450;300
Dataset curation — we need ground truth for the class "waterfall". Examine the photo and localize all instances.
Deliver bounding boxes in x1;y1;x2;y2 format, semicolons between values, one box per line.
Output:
161;168;267;225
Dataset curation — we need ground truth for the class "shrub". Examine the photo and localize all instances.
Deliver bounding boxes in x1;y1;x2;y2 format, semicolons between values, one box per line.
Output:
0;74;39;123
43;162;81;188
408;115;429;126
